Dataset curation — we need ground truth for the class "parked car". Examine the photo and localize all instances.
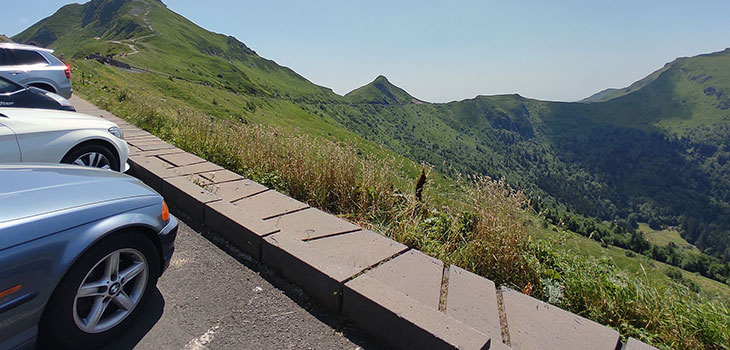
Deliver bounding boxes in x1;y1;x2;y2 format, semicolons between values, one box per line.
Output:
0;43;72;99
0;75;75;111
0;164;178;350
0;107;129;171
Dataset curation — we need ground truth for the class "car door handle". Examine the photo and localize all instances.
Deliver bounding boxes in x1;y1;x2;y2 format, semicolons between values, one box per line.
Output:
9;71;25;75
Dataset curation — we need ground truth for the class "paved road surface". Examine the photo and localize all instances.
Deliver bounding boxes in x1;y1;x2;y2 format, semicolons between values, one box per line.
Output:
97;211;376;350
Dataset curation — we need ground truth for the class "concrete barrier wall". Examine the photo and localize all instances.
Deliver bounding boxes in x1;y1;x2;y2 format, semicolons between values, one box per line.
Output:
72;96;658;350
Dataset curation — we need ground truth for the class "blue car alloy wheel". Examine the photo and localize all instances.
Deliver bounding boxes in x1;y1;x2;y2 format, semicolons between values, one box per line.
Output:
37;232;160;349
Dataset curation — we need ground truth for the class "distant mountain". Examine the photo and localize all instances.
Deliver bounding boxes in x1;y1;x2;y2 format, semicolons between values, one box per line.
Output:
13;0;154;49
14;0;730;261
0;35;12;43
345;75;423;105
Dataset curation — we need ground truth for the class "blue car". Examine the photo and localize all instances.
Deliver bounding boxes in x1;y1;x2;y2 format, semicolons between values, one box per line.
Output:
0;164;178;350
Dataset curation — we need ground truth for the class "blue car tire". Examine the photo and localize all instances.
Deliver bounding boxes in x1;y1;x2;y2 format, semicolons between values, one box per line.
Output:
37;231;160;349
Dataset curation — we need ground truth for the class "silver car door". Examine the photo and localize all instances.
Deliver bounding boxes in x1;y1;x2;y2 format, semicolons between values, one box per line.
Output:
0;117;21;162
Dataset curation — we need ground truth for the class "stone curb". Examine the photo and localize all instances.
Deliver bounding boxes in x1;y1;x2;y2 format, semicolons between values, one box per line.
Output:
343;274;491;350
205;200;280;260
73;96;659;350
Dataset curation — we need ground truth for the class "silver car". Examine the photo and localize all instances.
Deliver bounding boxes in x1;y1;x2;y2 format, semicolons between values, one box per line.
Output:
0;164;178;350
0;43;73;99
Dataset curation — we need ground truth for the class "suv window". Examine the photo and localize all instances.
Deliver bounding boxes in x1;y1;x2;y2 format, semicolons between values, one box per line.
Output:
0;78;22;94
4;49;48;66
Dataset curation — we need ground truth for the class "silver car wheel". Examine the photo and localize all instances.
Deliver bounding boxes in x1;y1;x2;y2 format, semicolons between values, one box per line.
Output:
72;248;149;334
73;152;112;169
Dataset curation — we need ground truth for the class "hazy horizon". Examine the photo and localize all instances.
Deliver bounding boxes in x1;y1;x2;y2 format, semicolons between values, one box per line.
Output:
3;0;730;103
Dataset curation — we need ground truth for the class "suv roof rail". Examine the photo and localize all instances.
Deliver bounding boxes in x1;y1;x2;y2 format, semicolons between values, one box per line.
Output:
0;43;54;53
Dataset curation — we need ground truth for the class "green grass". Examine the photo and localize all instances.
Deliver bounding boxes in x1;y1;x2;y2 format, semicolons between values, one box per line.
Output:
640;223;700;253
563;228;730;300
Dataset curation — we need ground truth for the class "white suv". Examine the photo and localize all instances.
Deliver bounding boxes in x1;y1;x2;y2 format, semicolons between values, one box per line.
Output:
0;43;73;99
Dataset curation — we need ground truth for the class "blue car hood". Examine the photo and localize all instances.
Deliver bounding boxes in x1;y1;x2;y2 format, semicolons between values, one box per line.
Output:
0;165;160;249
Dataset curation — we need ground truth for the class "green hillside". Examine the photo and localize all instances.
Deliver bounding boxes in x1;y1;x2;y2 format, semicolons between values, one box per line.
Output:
0;35;12;43
344;75;422;105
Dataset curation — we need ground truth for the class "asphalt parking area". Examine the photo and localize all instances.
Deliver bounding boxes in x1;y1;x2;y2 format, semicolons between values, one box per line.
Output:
101;211;377;350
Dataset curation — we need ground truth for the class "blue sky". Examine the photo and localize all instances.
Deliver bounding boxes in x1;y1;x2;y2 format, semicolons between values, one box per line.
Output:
4;0;730;102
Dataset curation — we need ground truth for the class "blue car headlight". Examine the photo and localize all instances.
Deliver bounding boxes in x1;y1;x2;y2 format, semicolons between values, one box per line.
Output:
108;126;124;139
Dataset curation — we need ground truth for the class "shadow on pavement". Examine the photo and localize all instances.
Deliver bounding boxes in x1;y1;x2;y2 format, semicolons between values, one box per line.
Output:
102;288;165;350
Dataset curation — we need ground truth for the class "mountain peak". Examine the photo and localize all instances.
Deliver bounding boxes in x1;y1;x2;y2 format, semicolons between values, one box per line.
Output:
374;75;389;83
345;75;422;105
12;0;162;48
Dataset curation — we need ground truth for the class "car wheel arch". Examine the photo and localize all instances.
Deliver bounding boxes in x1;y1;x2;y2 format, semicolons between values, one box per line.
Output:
27;82;57;94
64;224;165;281
62;139;120;168
106;225;166;273
50;213;166;295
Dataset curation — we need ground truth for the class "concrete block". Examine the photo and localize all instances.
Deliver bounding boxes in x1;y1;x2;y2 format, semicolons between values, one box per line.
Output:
115;121;135;129
134;141;177;152
446;266;503;344
172;162;223;176
344;274;491;350
365;249;443;309
128;155;178;192
211;179;268;202
126;137;162;146
266;207;360;240
113;122;134;130
205;201;279;260
262;230;407;312
624;338;658;350
158;152;207;167
127;145;142;156
134;148;186;158
305;230;408;278
501;287;620;350
199;169;243;184
121;129;153;138
124;134;158;141
262;233;342;313
232;190;308;220
161;176;221;223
